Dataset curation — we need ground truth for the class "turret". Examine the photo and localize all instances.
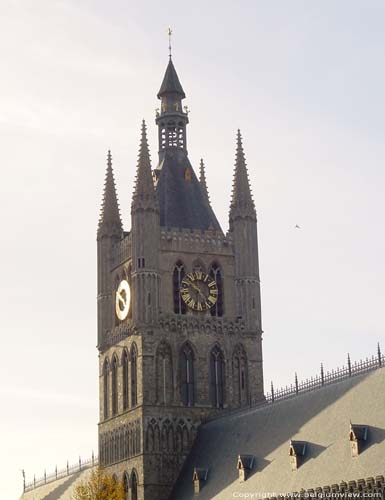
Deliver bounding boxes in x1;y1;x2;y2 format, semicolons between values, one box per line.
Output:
155;58;189;153
229;131;262;332
131;121;160;324
97;151;123;349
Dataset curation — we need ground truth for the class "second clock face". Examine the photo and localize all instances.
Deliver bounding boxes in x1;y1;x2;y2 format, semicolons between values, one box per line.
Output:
115;280;131;321
180;271;218;311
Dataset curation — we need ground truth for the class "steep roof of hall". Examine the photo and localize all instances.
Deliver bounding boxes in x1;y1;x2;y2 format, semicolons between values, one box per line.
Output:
170;367;385;499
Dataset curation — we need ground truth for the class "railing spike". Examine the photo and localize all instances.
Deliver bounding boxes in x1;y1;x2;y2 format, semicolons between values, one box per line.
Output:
377;342;382;367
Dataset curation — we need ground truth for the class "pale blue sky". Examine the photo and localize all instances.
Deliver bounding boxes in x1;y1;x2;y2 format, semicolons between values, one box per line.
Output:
1;1;385;498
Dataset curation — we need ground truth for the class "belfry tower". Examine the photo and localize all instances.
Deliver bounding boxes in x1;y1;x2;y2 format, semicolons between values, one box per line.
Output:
96;55;264;500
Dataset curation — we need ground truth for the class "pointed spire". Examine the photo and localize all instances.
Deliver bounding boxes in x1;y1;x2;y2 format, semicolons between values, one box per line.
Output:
132;120;158;211
97;150;122;237
157;59;186;99
199;159;210;204
229;130;256;223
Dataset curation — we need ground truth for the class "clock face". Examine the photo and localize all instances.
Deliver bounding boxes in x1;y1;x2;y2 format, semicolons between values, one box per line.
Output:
115;280;131;321
180;271;218;311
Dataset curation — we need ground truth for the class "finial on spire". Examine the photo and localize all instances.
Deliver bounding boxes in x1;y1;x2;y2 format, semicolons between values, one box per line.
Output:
132;120;158;212
97;149;122;237
167;27;173;59
229;129;256;224
199;158;210;203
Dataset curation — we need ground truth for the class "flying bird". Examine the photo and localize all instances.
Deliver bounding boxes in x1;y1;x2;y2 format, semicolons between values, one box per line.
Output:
295;224;301;229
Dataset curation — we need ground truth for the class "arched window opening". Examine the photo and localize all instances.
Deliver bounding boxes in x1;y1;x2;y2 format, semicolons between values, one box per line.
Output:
209;263;224;317
103;359;109;420
146;425;154;452
154;425;160;452
136;424;141;454
167;121;177;148
131;344;138;407
233;345;248;407
131;470;138;500
156;342;173;405
210;345;225;408
180;343;195;407
122;349;129;411
111;355;118;416
176;426;183;453
123;472;129;500
124;428;129;458
173;261;187;314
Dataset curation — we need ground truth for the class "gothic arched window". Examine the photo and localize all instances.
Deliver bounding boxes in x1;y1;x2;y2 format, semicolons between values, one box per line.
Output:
233;344;248;407
173;261;187;315
111;355;118;416
123;472;129;500
156;342;173;405
210;345;225;408
103;359;109;420
209;263;224;317
131;470;138;500
131;343;138;407
122;349;129;411
180;343;195;406
146;424;154;452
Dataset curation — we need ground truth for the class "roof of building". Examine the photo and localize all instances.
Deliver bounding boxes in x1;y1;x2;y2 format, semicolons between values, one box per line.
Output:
157;58;186;99
154;150;222;231
170;367;385;499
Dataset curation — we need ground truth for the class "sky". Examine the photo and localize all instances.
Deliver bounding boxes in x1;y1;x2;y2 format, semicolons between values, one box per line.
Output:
1;1;385;498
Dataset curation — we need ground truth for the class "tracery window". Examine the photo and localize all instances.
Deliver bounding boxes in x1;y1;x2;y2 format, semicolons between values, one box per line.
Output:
123;472;129;500
122;349;129;410
156;342;173;405
131;343;138;407
103;359;109;419
209;263;224;317
233;345;248;407
180;343;195;406
173;261;187;314
111;355;118;416
131;470;138;500
210;345;225;408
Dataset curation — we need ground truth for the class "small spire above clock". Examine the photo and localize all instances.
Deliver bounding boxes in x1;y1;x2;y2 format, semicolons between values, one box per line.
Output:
199;159;210;204
132;120;158;212
229;130;256;224
97;150;123;238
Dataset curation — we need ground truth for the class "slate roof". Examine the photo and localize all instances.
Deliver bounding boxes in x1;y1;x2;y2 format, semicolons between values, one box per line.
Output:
154;150;222;231
157;58;186;99
170;368;385;499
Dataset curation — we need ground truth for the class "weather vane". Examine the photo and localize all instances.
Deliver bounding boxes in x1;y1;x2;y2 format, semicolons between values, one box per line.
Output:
168;26;172;59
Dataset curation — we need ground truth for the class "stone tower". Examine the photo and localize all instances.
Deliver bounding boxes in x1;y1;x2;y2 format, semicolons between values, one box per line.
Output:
96;57;264;500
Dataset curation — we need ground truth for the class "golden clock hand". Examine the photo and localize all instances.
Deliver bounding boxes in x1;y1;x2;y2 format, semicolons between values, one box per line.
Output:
190;282;200;293
118;292;126;308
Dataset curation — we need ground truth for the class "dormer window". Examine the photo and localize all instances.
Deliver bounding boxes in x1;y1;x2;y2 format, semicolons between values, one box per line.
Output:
237;455;254;482
289;440;307;470
193;467;208;495
349;423;368;457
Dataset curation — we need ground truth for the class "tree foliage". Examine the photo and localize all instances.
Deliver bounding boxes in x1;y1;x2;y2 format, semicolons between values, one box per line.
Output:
72;467;125;500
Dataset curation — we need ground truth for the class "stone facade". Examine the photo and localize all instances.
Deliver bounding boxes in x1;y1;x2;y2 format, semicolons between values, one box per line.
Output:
96;58;264;500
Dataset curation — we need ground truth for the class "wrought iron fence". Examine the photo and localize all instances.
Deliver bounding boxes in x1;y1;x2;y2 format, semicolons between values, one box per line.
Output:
23;453;98;493
204;343;384;423
266;344;384;403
